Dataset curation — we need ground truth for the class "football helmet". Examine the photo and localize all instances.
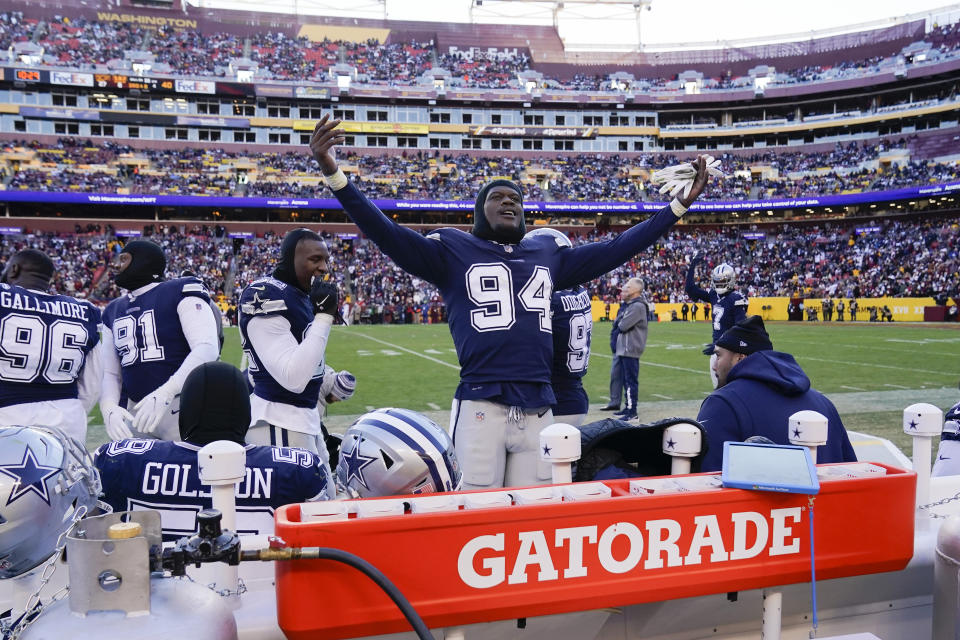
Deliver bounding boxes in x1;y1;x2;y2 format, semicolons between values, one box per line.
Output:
711;263;736;295
524;227;573;249
945;401;960;438
0;427;101;579
336;408;462;498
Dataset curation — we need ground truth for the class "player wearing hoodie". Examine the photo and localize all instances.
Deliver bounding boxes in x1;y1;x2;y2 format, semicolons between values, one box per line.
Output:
309;115;711;489
696;315;856;471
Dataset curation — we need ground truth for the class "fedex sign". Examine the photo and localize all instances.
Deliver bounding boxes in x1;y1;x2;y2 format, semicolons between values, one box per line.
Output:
458;507;802;588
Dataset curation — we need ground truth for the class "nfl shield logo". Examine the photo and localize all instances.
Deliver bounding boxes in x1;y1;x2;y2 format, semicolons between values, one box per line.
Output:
475;412;485;422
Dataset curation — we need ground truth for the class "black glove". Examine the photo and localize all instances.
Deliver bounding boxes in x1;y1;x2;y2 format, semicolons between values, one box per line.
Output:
310;278;339;316
691;252;704;266
702;343;715;356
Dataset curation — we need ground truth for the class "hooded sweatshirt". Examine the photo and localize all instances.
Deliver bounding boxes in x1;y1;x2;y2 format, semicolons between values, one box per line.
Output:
696;350;856;471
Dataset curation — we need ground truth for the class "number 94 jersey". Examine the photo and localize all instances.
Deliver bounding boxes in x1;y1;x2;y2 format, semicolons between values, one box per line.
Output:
102;277;211;404
0;283;100;407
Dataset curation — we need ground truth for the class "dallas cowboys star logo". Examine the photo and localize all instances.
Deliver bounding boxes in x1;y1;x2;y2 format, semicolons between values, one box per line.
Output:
908;420;918;431
542;444;552;456
249;292;268;314
0;449;59;506
792;428;802;439
340;445;377;490
665;438;676;450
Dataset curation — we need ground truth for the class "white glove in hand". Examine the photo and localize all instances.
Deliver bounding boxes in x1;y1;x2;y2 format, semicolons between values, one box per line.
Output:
103;404;135;441
651;156;724;199
132;384;177;434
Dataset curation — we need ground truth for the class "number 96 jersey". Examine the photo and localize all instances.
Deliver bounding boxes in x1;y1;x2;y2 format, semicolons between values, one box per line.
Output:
102;277;211;404
0;283;100;407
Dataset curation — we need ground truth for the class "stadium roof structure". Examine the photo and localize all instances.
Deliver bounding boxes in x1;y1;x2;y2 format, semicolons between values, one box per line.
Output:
184;0;960;52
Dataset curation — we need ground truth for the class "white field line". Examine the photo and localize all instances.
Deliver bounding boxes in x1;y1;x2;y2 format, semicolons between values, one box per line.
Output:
427;402;442;410
342;330;460;370
840;385;866;391
592;352;703;374
652;394;673;400
800;355;953;377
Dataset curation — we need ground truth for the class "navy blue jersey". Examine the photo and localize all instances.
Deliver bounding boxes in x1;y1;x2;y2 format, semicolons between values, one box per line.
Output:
0;284;100;408
685;272;748;344
94;439;331;539
551;287;592;382
239;277;324;408
102;277;211;403
332;181;678;408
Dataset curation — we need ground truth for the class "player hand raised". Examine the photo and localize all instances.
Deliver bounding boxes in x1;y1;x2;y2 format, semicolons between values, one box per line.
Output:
310;114;346;176
678;155;710;209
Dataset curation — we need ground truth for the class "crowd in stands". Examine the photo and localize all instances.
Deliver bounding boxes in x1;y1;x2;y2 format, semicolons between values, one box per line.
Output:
1;213;955;326
5;138;958;202
4;11;960;92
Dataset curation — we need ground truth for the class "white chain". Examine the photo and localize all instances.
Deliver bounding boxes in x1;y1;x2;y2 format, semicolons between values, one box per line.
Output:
3;505;88;640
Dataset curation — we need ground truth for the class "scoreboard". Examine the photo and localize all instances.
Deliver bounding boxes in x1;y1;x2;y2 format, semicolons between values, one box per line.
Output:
93;74;174;92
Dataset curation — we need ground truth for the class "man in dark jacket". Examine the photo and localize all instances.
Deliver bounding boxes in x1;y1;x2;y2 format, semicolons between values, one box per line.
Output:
696;315;856;471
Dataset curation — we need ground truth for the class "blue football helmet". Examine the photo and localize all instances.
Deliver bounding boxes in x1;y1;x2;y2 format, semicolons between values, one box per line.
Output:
0;427;101;579
336;408;462;498
524;227;573;249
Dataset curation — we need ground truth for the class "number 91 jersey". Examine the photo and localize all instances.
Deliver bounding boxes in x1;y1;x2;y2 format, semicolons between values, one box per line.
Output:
102;277;211;404
0;283;100;407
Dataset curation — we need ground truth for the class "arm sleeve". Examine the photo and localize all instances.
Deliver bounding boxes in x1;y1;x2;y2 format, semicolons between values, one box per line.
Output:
156;297;220;394
247;314;333;393
555;205;678;289
99;327;123;409
77;336;103;413
685;263;710;302
331;181;446;284
732;296;749;324
616;303;645;332
696;395;742;472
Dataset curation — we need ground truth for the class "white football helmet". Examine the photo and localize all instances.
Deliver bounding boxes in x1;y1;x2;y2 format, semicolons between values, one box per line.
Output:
524;227;573;249
711;263;736;295
336;408;462;498
0;427;101;578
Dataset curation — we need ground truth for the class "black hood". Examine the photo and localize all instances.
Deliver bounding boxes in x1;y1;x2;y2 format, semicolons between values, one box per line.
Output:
473;179;526;244
115;240;165;291
179;361;251;446
272;228;321;291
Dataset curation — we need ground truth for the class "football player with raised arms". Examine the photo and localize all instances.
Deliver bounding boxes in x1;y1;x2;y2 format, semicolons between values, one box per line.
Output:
100;240;220;441
0;249;102;443
684;254;748;388
311;115;712;490
526;228;593;427
238;228;340;458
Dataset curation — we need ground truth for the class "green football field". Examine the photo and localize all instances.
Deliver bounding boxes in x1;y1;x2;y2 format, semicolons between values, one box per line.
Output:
88;320;960;456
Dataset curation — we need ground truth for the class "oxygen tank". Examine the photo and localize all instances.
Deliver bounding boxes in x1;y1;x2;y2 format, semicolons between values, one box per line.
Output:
21;511;236;640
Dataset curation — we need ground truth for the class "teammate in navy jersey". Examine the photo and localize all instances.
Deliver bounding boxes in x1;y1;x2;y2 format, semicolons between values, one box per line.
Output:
0;249;102;442
239;228;340;458
685;254;748;388
100;240;220;441
95;361;332;540
526;228;593;427
311;115;712;489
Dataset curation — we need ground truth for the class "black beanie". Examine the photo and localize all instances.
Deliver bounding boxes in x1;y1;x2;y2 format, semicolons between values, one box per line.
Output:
272;228;322;291
179;361;251;446
715;315;773;355
115;240;166;291
473;179;526;244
